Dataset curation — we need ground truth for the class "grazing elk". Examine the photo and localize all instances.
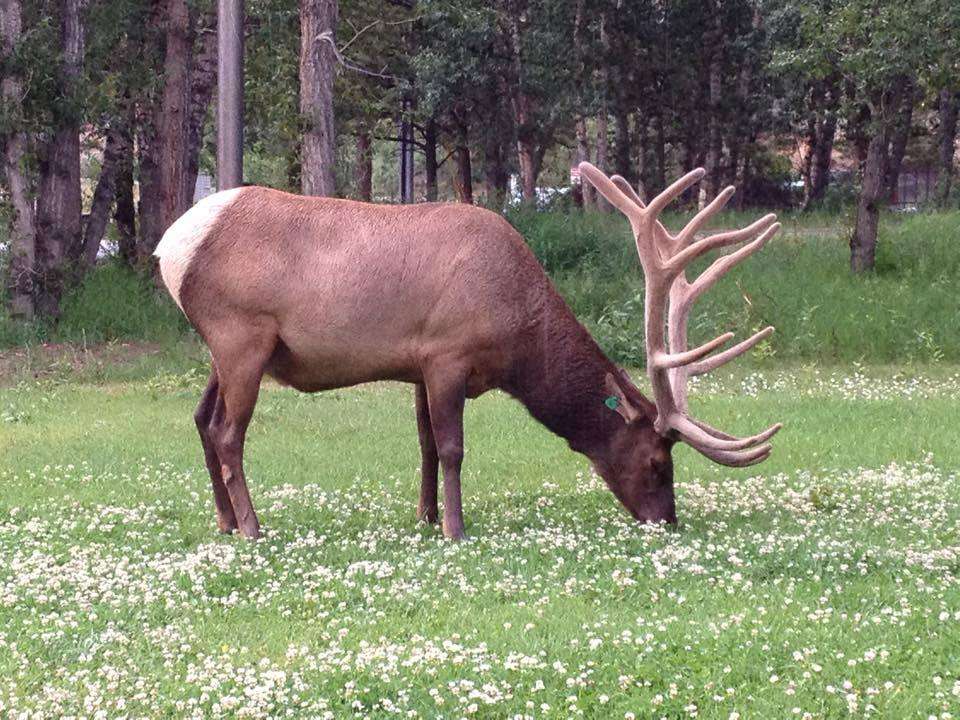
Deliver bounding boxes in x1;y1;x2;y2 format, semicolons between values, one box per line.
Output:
154;163;781;540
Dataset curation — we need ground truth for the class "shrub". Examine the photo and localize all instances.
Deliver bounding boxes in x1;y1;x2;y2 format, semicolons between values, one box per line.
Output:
55;262;187;344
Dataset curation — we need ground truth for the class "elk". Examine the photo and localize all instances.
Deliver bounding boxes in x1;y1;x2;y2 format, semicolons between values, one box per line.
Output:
154;164;781;540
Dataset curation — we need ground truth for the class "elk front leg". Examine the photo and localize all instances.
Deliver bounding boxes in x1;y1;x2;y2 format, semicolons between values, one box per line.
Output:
415;383;439;524
194;370;237;533
423;367;467;540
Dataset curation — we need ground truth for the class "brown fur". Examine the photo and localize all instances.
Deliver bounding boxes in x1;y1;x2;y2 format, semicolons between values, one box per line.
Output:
175;187;676;539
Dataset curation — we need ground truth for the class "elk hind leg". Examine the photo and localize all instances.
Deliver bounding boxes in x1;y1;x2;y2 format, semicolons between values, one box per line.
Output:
194;370;237;533
206;326;277;539
415;383;439;524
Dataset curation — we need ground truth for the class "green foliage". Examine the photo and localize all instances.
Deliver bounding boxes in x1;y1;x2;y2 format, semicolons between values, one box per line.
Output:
55;262;187;344
0;316;47;348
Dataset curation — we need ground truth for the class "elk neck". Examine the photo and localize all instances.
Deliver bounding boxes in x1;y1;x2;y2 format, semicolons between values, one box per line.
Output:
503;294;631;458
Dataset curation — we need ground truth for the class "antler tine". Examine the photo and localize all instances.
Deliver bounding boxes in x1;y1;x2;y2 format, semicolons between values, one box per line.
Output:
665;214;778;279
675;186;736;246
645;168;706;219
688;326;774;376
670;414;782;451
688;223;781;303
578;163;644;219
692;443;773;468
610;175;646;207
611;175;680;252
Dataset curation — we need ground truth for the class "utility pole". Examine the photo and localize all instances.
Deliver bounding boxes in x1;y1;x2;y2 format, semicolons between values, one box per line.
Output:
217;0;244;190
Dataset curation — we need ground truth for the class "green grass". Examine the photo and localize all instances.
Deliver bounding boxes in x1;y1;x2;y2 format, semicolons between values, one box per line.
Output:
0;365;958;717
0;261;188;349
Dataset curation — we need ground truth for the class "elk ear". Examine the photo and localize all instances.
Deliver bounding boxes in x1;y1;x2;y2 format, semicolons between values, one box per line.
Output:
604;372;642;424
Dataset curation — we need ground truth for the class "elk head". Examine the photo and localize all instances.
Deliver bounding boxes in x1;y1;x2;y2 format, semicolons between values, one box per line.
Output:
580;163;783;522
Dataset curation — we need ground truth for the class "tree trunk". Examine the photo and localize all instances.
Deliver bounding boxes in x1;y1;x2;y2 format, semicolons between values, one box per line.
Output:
114;134;138;267
516;138;539;202
594;111;610;212
507;6;542;204
187;11;218;196
157;0;194;232
800;96;818;205
451;123;473;204
1;0;36;319
136;0;197;263
137;116;163;264
936;88;959;206
699;8;723;209
634;114;647;200
572;0;590;209
651;110;666;191
575;118;594;208
354;129;373;201
884;77;915;203
728;5;761;191
299;0;338;196
81;126;128;267
482;118;508;209
423;119;438;202
594;14;610;213
613;109;632;183
804;80;839;210
848;93;871;167
397;98;414;203
851;128;888;273
34;0;84;317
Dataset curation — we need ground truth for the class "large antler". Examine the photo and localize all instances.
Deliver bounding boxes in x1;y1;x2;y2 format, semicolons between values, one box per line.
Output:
579;162;782;468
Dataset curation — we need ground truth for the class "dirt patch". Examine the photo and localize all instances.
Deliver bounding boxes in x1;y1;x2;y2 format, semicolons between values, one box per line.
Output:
0;341;163;385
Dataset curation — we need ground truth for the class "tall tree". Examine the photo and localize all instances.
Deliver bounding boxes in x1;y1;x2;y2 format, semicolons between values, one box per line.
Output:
778;0;943;272
936;89;959;206
882;76;915;203
802;77;840;209
299;0;338;196
572;0;594;209
931;3;960;206
500;0;574;202
354;128;373;201
137;0;210;260
0;0;35;319
699;3;723;209
33;0;85;316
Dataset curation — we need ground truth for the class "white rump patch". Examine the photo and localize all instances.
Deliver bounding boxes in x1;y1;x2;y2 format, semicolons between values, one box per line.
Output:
154;187;245;311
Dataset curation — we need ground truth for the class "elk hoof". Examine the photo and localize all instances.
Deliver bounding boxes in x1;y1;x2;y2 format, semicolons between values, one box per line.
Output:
236;516;261;540
442;520;466;541
215;513;238;534
416;503;439;524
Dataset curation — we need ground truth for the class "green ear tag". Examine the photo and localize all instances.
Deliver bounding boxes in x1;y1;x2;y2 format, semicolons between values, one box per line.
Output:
604;396;619;410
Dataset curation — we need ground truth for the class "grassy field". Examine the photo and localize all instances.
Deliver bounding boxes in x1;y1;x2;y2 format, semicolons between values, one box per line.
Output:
1;359;958;718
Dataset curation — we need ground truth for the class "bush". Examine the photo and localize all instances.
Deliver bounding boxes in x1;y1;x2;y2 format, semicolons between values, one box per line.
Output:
55;262;188;344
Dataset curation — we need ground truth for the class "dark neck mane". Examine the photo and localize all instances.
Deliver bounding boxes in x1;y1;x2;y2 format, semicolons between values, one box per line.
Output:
503;294;625;456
